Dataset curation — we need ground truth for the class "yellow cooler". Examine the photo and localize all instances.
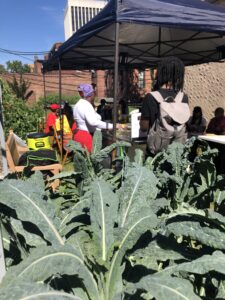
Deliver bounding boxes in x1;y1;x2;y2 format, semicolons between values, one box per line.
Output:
27;133;51;150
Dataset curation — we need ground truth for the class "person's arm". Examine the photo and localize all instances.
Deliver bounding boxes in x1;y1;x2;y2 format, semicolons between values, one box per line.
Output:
140;119;150;132
85;105;113;130
140;94;156;132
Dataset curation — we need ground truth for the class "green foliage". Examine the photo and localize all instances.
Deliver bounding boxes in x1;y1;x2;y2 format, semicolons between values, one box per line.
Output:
133;276;201;300
1;78;44;139
0;64;6;73
7;75;33;100
6;60;31;74
2;137;225;299
38;93;80;106
0;282;81;300
66;135;131;194
0;173;64;247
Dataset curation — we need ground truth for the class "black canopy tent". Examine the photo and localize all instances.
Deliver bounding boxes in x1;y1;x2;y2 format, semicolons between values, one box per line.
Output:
42;0;225;139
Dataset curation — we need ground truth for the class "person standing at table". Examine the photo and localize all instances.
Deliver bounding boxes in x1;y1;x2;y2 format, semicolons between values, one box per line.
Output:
187;106;207;137
206;107;225;135
140;56;190;156
73;84;121;153
97;99;107;121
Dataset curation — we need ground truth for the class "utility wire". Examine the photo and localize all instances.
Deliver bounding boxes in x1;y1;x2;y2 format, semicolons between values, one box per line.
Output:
0;47;51;62
0;51;34;62
1;73;78;93
0;47;50;55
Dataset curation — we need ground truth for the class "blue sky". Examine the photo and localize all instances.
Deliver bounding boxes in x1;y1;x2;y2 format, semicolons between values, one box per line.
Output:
0;0;66;66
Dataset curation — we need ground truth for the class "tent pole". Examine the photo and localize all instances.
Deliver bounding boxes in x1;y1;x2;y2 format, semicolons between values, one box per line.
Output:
113;3;120;141
58;58;63;161
158;27;162;57
43;73;47;120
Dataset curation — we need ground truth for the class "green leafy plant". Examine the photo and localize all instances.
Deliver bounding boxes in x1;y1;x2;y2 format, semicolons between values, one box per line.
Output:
7;75;33;100
0;64;6;74
1;78;43;139
1;138;225;299
38;93;80;107
6;60;31;74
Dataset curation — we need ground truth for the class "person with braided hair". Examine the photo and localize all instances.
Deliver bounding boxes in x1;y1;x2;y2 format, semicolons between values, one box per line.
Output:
140;56;190;156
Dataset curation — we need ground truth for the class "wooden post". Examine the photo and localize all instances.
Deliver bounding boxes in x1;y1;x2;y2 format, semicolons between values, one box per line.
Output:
43;72;47;120
58;58;63;162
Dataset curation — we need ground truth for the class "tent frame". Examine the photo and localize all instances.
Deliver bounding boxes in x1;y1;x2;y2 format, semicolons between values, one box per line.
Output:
42;0;225;143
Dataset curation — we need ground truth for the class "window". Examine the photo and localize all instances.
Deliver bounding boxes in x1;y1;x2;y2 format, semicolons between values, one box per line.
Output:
71;7;75;32
82;7;85;26
89;7;93;19
75;7;79;32
78;7;82;29
86;7;89;22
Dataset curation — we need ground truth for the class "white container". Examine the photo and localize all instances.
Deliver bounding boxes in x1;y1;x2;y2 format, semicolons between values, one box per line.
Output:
130;111;147;139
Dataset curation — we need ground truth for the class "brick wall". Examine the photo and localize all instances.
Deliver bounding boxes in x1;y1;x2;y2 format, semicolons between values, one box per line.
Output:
96;70;106;99
1;69;92;104
2;60;225;121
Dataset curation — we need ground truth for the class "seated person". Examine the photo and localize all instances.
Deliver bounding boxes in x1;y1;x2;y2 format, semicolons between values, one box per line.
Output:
55;113;71;136
55;107;73;151
206;107;225;135
45;103;73;151
45;103;60;134
187;106;207;137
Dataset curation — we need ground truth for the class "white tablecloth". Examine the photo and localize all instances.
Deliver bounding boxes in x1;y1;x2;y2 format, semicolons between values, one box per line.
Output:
198;135;225;145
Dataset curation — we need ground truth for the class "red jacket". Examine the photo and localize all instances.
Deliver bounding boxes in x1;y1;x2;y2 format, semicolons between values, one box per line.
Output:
45;112;57;133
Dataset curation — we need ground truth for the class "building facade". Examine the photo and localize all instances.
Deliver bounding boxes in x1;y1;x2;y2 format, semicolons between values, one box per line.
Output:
64;0;107;40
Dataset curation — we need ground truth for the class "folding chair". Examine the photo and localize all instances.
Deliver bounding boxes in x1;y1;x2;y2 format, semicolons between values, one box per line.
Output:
52;124;73;165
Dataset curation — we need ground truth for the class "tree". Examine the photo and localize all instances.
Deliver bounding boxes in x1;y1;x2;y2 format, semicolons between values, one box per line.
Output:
0;78;43;139
7;75;33;101
0;64;6;74
6;60;31;74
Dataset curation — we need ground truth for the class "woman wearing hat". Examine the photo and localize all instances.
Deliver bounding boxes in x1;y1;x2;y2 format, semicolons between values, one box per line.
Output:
73;83;120;152
45;103;60;134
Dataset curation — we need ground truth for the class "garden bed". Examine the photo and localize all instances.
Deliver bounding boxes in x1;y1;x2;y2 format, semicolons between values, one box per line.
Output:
0;133;225;300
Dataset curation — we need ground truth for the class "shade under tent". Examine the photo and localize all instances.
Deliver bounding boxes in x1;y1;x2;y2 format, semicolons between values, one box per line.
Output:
42;0;225;139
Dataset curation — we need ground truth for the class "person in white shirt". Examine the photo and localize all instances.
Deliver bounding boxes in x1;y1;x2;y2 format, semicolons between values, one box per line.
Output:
72;83;120;152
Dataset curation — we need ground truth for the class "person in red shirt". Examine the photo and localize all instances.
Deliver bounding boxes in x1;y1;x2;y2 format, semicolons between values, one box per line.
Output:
206;107;225;135
45;103;60;134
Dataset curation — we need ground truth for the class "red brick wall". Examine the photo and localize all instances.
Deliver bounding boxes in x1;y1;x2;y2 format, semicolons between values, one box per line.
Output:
1;70;92;104
144;69;152;93
1;63;153;105
96;70;105;99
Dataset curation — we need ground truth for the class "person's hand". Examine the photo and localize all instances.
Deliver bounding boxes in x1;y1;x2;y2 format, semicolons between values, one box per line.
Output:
116;123;127;130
